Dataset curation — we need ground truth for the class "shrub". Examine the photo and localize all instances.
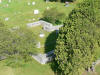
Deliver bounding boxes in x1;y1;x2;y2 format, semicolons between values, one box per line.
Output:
55;0;100;75
42;8;66;25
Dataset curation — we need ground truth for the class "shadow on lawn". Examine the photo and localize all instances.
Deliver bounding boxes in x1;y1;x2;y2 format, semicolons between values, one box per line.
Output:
44;30;58;53
45;30;62;75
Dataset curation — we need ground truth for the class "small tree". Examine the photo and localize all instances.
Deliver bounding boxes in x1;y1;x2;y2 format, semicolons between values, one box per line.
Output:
42;8;66;25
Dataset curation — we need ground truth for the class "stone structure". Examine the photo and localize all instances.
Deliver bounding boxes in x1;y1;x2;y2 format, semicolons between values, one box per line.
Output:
8;0;11;3
87;59;100;72
39;33;45;38
0;56;6;60
0;0;2;3
27;20;63;32
5;17;9;21
32;50;54;64
28;2;31;5
34;10;39;14
46;0;49;3
36;42;41;48
32;2;35;5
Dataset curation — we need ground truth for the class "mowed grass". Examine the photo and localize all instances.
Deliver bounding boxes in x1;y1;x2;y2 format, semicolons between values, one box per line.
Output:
0;59;54;75
0;0;80;28
0;0;84;75
84;64;100;75
30;26;57;53
97;47;100;59
0;0;82;53
95;64;100;75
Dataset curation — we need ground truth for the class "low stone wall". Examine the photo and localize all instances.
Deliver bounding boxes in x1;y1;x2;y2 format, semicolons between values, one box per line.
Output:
27;20;63;32
32;50;54;64
0;56;6;60
27;21;42;27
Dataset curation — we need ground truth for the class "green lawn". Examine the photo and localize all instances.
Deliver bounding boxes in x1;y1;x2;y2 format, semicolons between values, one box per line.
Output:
0;59;54;75
30;26;57;53
0;0;84;75
95;64;100;75
0;0;82;53
0;0;80;28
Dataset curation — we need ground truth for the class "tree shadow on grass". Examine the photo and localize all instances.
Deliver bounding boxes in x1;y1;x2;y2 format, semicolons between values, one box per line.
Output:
44;30;58;53
45;30;62;75
50;60;62;75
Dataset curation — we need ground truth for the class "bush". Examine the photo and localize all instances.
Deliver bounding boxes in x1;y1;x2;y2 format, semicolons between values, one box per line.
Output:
54;0;100;75
42;8;66;25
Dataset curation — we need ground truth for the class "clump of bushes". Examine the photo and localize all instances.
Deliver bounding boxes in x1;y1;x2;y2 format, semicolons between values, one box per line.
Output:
42;8;66;25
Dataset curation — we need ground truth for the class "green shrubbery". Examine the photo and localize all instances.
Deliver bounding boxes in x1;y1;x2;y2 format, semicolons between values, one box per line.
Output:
0;23;36;66
55;0;100;75
42;8;66;25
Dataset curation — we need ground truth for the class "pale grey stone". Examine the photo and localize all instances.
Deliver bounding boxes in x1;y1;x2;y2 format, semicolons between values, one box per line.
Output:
46;0;49;3
27;20;63;32
39;33;45;38
32;50;54;64
0;0;2;3
8;0;11;3
5;17;9;21
37;42;41;48
34;10;39;14
28;2;31;5
32;2;35;5
6;4;9;7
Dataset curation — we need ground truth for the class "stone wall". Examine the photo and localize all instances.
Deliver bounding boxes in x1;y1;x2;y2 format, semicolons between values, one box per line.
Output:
27;21;42;27
27;20;63;32
32;50;54;64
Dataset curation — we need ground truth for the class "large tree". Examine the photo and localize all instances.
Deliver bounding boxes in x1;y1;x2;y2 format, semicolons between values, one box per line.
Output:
55;0;100;75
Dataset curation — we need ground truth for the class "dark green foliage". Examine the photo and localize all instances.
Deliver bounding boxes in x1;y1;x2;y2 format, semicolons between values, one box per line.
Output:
55;0;100;75
42;8;66;25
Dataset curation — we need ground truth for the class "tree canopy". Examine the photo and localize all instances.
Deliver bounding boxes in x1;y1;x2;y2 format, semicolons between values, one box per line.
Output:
55;0;100;75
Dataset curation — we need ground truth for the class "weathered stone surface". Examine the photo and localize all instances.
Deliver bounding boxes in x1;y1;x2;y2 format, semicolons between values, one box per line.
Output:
0;0;2;3
0;56;6;60
36;42;41;48
8;0;11;3
34;10;39;14
32;50;54;64
39;33;45;38
27;20;63;32
5;17;9;21
27;21;41;27
9;26;20;32
28;2;31;5
32;2;35;5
